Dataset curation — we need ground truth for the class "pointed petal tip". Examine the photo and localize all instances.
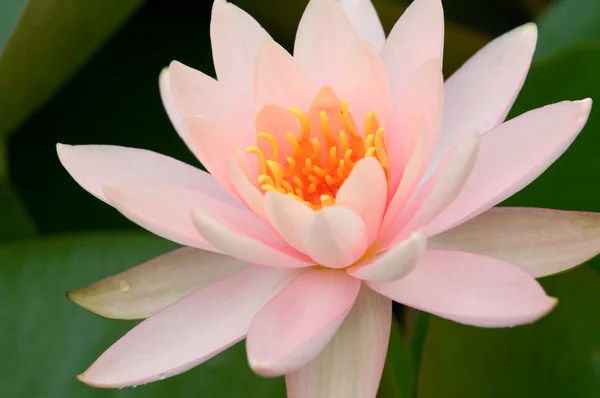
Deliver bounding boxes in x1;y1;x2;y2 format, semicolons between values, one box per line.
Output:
522;22;538;35
56;142;69;155
76;372;102;388
577;97;593;114
247;359;280;378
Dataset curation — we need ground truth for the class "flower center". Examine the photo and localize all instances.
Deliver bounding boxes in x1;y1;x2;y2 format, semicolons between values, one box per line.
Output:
246;91;390;210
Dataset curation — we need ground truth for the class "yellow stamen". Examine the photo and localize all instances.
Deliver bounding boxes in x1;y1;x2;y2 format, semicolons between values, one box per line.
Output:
288;107;311;142
257;132;279;161
246;86;391;210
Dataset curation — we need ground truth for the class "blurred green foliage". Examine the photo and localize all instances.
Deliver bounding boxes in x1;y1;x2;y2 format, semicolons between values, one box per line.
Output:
419;266;600;398
2;0;600;397
0;0;144;140
537;0;600;59
0;0;27;50
0;233;286;398
419;41;600;397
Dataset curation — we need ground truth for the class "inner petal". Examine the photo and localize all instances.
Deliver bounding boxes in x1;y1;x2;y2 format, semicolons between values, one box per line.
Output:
246;86;391;210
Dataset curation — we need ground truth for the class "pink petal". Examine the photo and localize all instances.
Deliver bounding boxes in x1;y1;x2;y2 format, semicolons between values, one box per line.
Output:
210;0;270;105
253;40;319;112
255;104;300;164
184;116;247;194
301;207;368;268
426;99;592;236
380;0;444;104
192;210;314;268
430;207;600;278
294;0;358;89
380;123;429;235
56;144;238;207
368;250;558;327
158;68;184;140
338;40;392;132
247;269;361;376
67;247;246;320
78;265;299;388
230;154;268;221
286;287;391;398
381;130;479;248
338;0;386;51
264;192;314;253
103;179;263;251
347;230;426;282
169;61;254;138
385;57;444;194
428;23;537;175
336;157;387;245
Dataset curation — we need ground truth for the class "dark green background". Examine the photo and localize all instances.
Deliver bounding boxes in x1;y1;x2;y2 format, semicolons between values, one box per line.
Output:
2;0;600;397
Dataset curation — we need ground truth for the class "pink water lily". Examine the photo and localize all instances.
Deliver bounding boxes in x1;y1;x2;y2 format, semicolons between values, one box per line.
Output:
59;0;598;396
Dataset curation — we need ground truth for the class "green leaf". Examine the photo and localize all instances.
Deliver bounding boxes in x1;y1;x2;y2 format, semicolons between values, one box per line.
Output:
418;266;600;398
10;1;214;235
536;0;600;59
0;0;145;138
417;44;600;397
0;180;37;240
0;232;285;397
0;140;36;240
0;0;26;50
378;318;415;398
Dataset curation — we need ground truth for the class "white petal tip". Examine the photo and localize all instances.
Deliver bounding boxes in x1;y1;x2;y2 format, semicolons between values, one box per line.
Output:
522;22;538;34
56;143;68;154
76;373;104;388
247;353;285;378
577;98;593;113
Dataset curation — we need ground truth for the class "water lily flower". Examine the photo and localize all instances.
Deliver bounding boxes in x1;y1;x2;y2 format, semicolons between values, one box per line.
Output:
58;0;597;396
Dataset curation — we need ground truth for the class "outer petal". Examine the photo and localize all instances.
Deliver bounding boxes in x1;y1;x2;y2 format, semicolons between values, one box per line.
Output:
430;207;600;278
286;286;391;398
426;99;592;236
301;207;369;268
67;248;246;320
159;68;184;139
294;0;358;89
56;144;238;207
254;40;319;112
385;57;444;196
103;179;274;251
338;40;392;132
210;0;271;105
381;130;479;248
336;157;388;245
380;0;444;104
369;250;557;327
169;61;253;137
78;265;299;388
184;116;251;194
230;154;268;221
192;210;314;268
338;0;386;51
246;269;361;376
347;230;426;282
428;23;537;175
103;178;283;251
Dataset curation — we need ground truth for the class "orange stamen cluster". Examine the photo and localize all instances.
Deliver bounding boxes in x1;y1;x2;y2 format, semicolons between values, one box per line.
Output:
246;99;390;209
